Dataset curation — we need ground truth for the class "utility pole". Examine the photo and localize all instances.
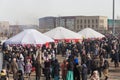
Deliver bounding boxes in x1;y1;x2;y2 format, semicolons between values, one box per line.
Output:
112;0;115;35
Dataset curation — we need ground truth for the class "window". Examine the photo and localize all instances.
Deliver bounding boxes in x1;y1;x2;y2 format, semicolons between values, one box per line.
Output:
96;25;98;28
77;20;79;24
92;25;94;28
88;25;90;28
84;25;86;28
84;20;86;24
92;19;94;23
88;19;90;24
80;20;82;23
80;25;83;29
77;25;79;29
96;19;98;23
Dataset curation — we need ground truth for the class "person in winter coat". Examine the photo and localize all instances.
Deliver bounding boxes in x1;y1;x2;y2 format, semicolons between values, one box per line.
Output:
74;56;79;65
17;70;24;80
103;60;109;80
111;50;119;67
86;54;92;75
91;56;100;77
61;60;68;80
17;58;25;74
81;63;88;80
35;60;41;80
35;52;42;80
53;59;60;80
25;59;32;80
11;58;18;80
73;64;80;80
66;59;74;80
44;59;51;80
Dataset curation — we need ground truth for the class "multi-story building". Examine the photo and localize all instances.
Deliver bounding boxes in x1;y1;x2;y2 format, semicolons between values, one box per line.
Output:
39;16;108;33
0;21;9;37
39;17;56;29
75;16;108;33
9;25;39;37
108;19;120;34
9;25;21;37
55;16;75;31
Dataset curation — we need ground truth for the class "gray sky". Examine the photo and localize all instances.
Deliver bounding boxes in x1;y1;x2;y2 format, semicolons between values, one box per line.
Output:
0;0;120;25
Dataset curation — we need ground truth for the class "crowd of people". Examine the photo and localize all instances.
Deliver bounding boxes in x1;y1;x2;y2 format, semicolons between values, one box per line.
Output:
0;34;120;80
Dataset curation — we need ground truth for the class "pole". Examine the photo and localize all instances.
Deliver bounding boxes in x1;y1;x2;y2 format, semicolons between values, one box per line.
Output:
113;0;115;35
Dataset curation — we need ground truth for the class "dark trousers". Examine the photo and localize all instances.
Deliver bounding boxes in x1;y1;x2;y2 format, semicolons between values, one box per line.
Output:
114;61;119;67
98;67;102;77
36;76;40;80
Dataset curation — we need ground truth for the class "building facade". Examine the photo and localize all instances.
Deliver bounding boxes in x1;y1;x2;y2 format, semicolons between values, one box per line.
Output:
39;17;56;29
39;16;108;33
55;16;75;31
108;19;120;34
9;25;39;37
9;25;21;37
0;21;9;37
75;16;108;33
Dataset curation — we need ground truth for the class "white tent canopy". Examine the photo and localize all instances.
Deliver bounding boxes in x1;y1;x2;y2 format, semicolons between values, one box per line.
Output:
44;27;83;40
78;28;105;39
5;29;54;45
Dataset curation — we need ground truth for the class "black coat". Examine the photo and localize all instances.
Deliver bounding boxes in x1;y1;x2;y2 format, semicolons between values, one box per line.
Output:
73;64;80;80
35;62;41;76
112;53;119;62
53;62;60;76
81;64;87;80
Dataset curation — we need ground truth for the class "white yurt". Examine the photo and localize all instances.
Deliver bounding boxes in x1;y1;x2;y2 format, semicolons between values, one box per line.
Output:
44;27;83;42
5;29;54;45
78;28;105;39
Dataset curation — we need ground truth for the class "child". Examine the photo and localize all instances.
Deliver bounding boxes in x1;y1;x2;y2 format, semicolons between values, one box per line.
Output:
25;59;32;80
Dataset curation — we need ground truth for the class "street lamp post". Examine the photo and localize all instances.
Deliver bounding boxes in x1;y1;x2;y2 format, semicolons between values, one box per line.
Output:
113;0;115;35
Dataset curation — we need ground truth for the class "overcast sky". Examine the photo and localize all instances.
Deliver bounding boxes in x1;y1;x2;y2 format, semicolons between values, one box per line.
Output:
0;0;120;25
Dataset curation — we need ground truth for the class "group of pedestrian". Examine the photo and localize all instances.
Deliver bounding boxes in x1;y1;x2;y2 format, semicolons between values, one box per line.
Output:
0;34;120;80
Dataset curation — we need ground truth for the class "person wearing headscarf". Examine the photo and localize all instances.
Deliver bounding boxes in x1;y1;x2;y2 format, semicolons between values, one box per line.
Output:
11;58;18;80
